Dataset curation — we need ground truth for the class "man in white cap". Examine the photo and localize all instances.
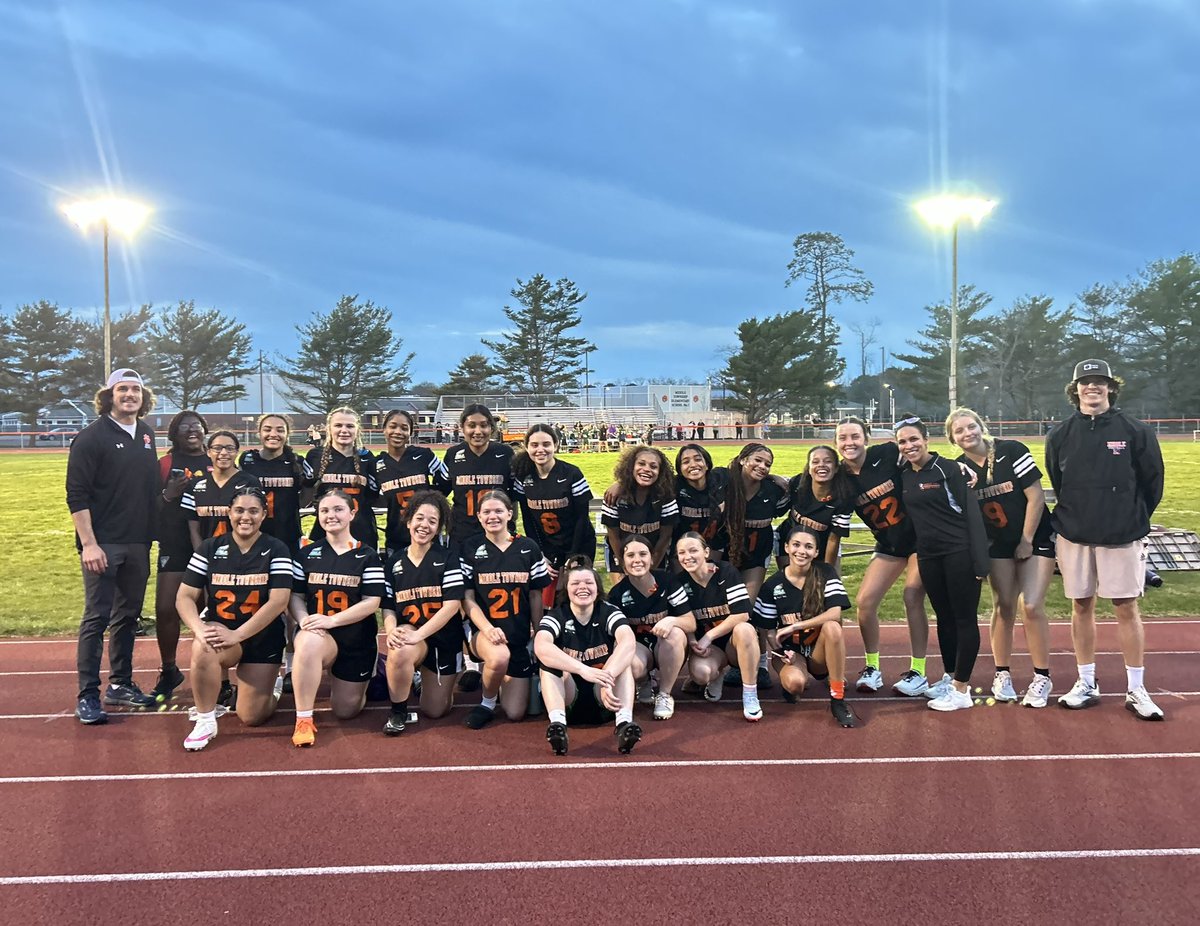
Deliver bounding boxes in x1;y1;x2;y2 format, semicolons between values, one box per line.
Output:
66;369;161;723
1045;359;1165;720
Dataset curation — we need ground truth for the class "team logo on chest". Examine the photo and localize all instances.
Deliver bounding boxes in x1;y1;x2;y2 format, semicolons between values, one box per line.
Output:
1106;441;1127;455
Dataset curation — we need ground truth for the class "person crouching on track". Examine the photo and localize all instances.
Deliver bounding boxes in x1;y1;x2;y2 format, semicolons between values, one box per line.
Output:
288;489;386;747
177;487;292;751
755;527;857;728
535;557;641;755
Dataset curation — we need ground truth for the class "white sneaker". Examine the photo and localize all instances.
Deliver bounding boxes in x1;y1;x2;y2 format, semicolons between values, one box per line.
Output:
923;673;953;700
704;675;724;702
855;665;884;692
183;716;218;751
742;691;763;722
652;692;675;720
272;674;284;701
928;686;973;712
1021;674;1053;708
992;670;1018;702
1125;686;1165;721
636;678;655;706
1058;678;1101;710
893;670;929;697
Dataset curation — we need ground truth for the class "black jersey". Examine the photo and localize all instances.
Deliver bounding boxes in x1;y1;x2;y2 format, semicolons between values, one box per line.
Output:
181;533;292;628
674;469;728;546
601;494;680;552
679;561;751;636
754;563;851;656
443;442;515;540
376;447;452;551
512;459;593;563
292;538;386;616
306;447;381;547
958;439;1052;553
383;543;466;627
238;448;312;550
158;452;211;556
459;536;552;645
780;478;854;561
181;471;264;541
607;570;691;642
539;600;630;668
726;472;789;563
846;442;917;556
900;452;990;577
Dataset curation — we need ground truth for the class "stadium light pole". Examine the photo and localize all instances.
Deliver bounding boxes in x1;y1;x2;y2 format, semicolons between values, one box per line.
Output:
882;382;896;423
914;194;996;411
62;197;152;380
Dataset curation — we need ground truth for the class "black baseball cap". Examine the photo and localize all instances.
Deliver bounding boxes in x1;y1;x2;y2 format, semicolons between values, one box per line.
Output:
1071;359;1116;382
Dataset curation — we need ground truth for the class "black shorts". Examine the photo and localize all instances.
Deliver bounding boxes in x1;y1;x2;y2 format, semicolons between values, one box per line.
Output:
328;618;380;683
421;619;466;676
873;538;917;559
216;616;285;665
467;627;535;679
566;675;613;726
989;526;1055;560
157;550;192;573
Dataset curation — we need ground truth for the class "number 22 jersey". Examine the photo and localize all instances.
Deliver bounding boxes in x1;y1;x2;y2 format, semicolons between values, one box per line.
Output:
846;442;917;558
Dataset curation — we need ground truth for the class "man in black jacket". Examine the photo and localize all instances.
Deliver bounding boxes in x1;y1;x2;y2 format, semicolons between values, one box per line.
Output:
1045;359;1165;720
66;369;161;723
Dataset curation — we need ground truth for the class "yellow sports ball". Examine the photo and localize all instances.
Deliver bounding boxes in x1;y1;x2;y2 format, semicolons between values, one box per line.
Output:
974;686;983;694
986;697;996;706
973;698;982;705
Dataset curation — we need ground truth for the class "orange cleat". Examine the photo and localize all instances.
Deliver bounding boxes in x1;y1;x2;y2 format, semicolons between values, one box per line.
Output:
292;717;317;747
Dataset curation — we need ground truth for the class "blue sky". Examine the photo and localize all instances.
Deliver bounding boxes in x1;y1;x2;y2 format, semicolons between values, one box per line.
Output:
2;0;1196;387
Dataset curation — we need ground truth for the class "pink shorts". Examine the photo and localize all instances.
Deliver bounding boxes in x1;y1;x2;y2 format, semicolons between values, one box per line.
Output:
1056;536;1146;600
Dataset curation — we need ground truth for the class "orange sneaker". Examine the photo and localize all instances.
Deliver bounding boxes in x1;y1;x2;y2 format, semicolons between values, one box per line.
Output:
292;717;317;747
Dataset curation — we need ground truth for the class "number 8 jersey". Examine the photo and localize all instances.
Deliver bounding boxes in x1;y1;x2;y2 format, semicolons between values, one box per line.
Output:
847;442;917;558
182;534;293;628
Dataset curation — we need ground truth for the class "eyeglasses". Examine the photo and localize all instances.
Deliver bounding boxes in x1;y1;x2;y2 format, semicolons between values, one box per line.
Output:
209;444;238;454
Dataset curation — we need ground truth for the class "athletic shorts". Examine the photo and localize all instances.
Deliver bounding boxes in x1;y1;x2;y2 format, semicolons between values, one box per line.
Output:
873;538;917;559
214;616;285;665
467;628;535;678
990;521;1055;560
566;675;613;726
157;550;192;573
328;619;380;683
1056;536;1146;601
421;620;466;677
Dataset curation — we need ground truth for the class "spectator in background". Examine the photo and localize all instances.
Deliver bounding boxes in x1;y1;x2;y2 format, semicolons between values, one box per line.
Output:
735;422;744;440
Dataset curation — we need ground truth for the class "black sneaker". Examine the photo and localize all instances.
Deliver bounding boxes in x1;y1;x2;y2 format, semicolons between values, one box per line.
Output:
465;705;495;729
151;665;185;702
217;680;236;709
756;666;774;689
135;616;153;637
104;682;155;708
782;687;797;704
75;696;109;725
458;669;482;693
382;714;407;736
723;666;743;687
831;698;857;728
281;673;293;695
546;721;569;756
615;721;642;755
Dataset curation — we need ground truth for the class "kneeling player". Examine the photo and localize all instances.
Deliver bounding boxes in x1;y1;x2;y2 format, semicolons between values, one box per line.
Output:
755;527;857;728
535;557;641;755
177;488;292;751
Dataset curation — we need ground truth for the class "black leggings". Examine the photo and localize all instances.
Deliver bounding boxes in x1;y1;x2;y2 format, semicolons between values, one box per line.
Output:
917;550;982;683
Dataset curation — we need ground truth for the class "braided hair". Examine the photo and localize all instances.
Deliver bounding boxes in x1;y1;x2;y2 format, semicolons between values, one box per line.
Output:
944;406;994;485
315;406;364;487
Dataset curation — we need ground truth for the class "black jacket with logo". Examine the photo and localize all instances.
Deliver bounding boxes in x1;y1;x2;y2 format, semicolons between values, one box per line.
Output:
65;416;160;548
1044;407;1164;545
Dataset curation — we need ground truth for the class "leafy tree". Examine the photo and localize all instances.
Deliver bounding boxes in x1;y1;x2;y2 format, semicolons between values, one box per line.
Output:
892;286;992;414
1;301;79;445
482;275;593;394
0;313;15;395
1125;254;1200;416
1070;283;1132;365
65;305;154;396
981;295;1074;420
438;352;502;396
277;294;413;413
717;310;834;423
144;301;253;409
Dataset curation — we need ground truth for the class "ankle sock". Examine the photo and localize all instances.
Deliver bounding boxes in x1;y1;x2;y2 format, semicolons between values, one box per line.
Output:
390;699;408;716
830;680;845;700
480;695;498;711
1126;666;1144;691
1078;663;1096;688
910;657;926;676
865;652;880;670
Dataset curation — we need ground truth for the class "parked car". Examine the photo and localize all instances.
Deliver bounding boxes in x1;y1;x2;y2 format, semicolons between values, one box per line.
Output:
38;427;79;442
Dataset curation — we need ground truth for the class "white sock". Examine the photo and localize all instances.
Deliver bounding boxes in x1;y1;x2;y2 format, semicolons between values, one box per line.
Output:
480;695;498;711
1126;666;1145;691
743;684;758;699
757;653;768;670
548;709;566;725
196;710;216;723
616;708;633;726
295;709;313;719
1078;663;1096;687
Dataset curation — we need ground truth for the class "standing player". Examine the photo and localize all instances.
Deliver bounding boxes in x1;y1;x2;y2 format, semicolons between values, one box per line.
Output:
535;557;642;755
67;369;161;722
177;487;292;750
1046;360;1165;720
459;491;552;729
673;443;728;563
947;408;1055;707
443;404;514;547
755;527;857;728
377;409;451;556
182;431;264;544
307;407;380;547
152;410;211;702
834;417;931;697
289;490;386;748
777;445;855;566
601;445;679;576
382;492;465;734
239;413;312;553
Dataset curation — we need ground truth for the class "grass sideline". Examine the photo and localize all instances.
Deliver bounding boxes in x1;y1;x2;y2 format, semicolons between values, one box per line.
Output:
3;439;1198;635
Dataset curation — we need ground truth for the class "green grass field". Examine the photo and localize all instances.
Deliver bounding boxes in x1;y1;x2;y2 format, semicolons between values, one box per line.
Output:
4;439;1198;634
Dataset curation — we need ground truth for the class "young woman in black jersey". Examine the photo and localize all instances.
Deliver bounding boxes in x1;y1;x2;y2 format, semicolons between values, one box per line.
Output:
777;445;855;567
306;407;380;547
382;491;465;734
601;445;679;576
239;414;312;553
177;487;293;751
673;443;728;561
183;431;264;545
755;527;857;728
947;408;1055;708
676;531;762;721
443;404;514;545
377;409;451;556
895;416;990;713
152;410;210;701
511;424;595;606
535;557;641;756
834;417;931;697
289;489;386;748
459;490;552;729
607;535;696;721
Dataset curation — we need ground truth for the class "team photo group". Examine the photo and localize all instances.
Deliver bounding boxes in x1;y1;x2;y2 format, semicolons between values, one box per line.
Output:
66;356;1166;756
